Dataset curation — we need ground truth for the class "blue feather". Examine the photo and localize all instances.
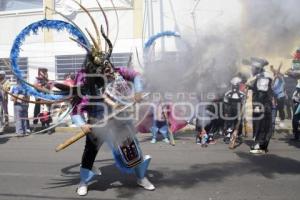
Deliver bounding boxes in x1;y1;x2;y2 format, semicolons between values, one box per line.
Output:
144;31;180;49
10;19;90;100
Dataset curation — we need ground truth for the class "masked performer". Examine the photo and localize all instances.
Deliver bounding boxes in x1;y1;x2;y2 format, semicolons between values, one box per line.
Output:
286;49;300;141
223;77;245;144
9;0;155;195
291;81;300;141
247;58;274;154
71;62;155;195
43;2;154;196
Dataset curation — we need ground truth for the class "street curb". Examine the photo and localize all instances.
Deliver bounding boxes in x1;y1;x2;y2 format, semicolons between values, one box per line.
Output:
55;127;81;132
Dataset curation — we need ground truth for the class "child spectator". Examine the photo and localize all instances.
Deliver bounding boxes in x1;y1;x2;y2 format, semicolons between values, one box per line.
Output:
38;104;53;134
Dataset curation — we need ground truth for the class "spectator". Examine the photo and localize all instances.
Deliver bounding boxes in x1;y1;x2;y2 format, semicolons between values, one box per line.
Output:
150;101;170;144
223;77;245;144
33;68;50;131
284;74;297;119
0;71;10;132
63;72;75;87
38;104;52;134
272;65;286;128
11;83;29;137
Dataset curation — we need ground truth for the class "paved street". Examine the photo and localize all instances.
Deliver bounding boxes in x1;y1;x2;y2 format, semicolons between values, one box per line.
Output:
0;127;300;200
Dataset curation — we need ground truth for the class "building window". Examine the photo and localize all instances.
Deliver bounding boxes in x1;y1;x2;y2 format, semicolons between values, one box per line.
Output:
0;0;43;12
55;53;132;81
55;54;86;81
0;58;28;83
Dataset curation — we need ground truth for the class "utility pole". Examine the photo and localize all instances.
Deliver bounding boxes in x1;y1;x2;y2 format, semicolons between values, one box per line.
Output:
191;0;201;43
160;0;165;52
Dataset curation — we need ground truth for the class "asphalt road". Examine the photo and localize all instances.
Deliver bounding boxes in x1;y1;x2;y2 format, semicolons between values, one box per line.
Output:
0;127;300;200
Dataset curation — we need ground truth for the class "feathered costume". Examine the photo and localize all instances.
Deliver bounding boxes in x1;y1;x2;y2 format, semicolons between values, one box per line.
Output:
8;0;154;195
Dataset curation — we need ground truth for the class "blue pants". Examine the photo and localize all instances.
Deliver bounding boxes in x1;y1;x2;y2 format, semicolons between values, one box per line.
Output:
151;120;168;139
14;104;28;135
72;105;151;183
0;103;4;132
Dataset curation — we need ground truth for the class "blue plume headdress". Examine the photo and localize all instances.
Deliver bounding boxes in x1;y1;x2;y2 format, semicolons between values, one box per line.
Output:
10;19;90;100
143;31;180;67
144;31;180;50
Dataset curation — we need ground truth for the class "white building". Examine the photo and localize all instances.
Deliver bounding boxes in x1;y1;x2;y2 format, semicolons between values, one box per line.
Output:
0;0;243;119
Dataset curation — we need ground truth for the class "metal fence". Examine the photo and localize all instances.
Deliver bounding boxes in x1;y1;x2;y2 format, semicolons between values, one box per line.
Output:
55;53;132;80
0;57;28;83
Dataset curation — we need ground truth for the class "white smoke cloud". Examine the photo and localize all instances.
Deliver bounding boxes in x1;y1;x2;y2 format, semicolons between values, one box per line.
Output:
141;0;300;126
241;0;300;56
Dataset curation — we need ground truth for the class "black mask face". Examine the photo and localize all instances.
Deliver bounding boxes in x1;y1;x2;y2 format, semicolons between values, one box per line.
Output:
232;85;239;92
252;66;264;76
85;53;115;85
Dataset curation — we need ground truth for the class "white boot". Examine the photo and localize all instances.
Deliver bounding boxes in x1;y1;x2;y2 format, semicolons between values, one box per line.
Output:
163;138;170;144
77;181;88;196
137;177;155;191
150;138;156;144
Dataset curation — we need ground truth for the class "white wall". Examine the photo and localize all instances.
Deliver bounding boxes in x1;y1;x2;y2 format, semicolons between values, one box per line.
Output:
0;1;140;119
0;0;244;119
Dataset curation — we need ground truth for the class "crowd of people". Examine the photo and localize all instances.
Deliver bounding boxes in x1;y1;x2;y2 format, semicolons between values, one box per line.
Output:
0;68;76;136
1;55;299;153
149;56;300;155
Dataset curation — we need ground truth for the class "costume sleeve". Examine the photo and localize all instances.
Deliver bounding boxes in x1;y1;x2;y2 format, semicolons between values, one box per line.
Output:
246;76;256;90
134;75;143;93
117;67;143;92
117;67;140;81
286;69;300;79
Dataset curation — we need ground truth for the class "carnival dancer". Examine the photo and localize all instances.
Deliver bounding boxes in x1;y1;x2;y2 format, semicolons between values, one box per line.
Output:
8;0;155;195
247;57;274;154
48;2;154;195
223;77;245;144
286;49;300;141
291;81;300;141
72;64;155;195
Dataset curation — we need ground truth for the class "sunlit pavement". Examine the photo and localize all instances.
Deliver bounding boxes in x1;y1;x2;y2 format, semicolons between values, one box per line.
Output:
0;125;299;200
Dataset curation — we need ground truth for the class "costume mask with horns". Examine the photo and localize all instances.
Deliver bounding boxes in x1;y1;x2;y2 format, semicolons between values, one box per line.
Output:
69;0;115;81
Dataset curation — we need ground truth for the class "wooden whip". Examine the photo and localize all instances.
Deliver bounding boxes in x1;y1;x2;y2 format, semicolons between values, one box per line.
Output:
55;93;150;152
55;130;89;152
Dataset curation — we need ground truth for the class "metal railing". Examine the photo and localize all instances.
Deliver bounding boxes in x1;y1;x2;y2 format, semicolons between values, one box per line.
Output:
55;53;132;81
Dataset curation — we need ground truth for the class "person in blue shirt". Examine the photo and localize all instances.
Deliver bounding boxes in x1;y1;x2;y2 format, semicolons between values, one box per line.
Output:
10;83;30;137
272;66;286;128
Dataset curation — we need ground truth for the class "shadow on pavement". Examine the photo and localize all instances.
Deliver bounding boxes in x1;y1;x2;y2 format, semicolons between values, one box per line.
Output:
46;152;300;199
139;130;196;144
0;126;15;134
278;136;300;149
0;135;12;144
45;158;163;198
